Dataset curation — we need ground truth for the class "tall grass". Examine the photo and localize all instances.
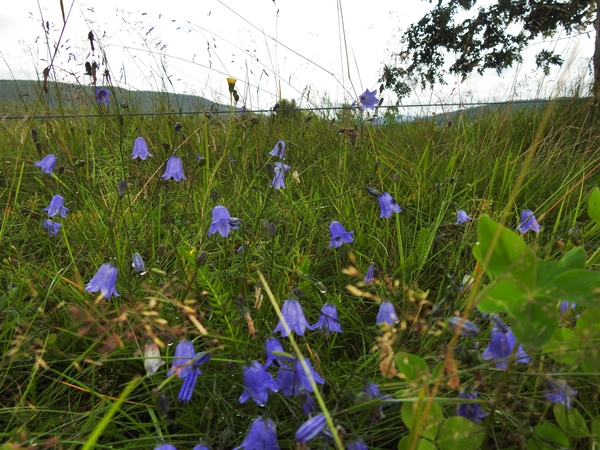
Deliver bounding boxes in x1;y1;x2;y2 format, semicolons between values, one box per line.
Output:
3;5;600;448
1;90;600;449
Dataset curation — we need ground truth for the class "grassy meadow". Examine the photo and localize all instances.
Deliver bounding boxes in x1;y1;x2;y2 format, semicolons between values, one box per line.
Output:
2;85;600;450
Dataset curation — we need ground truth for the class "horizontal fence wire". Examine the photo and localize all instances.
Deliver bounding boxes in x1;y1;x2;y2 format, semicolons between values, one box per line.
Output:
0;97;593;121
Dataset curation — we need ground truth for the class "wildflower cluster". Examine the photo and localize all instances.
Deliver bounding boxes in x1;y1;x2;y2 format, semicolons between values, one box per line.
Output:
41;194;68;237
269;140;290;189
23;92;588;450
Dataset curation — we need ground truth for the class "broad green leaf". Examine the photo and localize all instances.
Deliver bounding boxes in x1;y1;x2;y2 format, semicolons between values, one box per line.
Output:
46;332;57;345
553;403;590;438
581;358;600;377
396;353;430;383
588;187;600;224
591;415;600;442
536;246;587;288
545;270;600;307
527;422;569;450
477;279;527;314
401;400;444;440
509;299;558;348
576;311;600;377
543;327;578;365
431;361;444;381
576;308;600;336
436;416;485;450
473;215;536;288
398;436;437;450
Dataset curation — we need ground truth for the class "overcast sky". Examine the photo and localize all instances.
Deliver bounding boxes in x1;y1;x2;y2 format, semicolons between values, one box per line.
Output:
0;0;594;112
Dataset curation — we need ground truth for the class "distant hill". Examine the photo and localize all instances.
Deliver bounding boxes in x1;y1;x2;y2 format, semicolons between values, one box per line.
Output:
430;98;593;126
0;79;230;116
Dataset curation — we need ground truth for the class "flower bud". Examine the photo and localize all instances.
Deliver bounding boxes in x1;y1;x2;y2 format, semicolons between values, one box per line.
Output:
568;226;581;245
132;252;146;274
262;220;276;238
157;394;170;417
195;251;208;266
117;179;127;198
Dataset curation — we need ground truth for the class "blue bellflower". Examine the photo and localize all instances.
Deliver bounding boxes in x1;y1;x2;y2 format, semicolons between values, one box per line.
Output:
545;379;577;409
311;304;342;334
559;301;577;313
294;358;325;393
34;154;57;174
162;156;186;181
42;219;62;237
154;445;177;450
456;210;472;225
192;445;209;450
359;88;379;111
364;264;375;284
208;205;239;238
271;162;290;189
377;192;402;219
265;337;291;368
482;315;530;370
167;340;211;403
275;357;325;397
43;194;69;218
178;356;210;402
518;209;541;234
456;391;488;424
447;317;480;337
239;361;279;406
168;340;195;377
275;364;297;397
362;382;394;421
300;391;317;415
85;263;119;298
234;416;279;450
347;439;368;450
274;298;311;337
132;137;152;160
269;140;286;159
376;301;399;326
328;221;354;248
95;87;110;104
295;414;327;444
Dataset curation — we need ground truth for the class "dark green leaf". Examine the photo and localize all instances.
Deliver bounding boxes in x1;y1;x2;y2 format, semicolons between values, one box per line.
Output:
536;246;586;288
477;279;526;314
398;436;437;450
588;187;600;224
473;215;536;289
401;401;444;441
553;403;589;438
545;270;600;308
437;416;485;450
591;415;600;442
510;300;558;348
527;422;569;450
396;353;430;383
544;327;578;365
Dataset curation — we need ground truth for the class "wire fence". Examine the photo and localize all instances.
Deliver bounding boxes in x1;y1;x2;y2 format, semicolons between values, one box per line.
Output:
1;96;593;121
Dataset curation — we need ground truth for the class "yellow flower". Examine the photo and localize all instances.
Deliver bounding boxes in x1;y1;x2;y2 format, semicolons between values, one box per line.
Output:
226;77;236;93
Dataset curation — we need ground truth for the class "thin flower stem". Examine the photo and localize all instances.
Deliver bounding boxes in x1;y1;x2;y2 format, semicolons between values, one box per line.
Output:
257;270;344;450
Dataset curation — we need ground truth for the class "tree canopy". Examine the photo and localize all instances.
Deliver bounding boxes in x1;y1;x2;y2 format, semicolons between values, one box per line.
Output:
380;0;599;101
